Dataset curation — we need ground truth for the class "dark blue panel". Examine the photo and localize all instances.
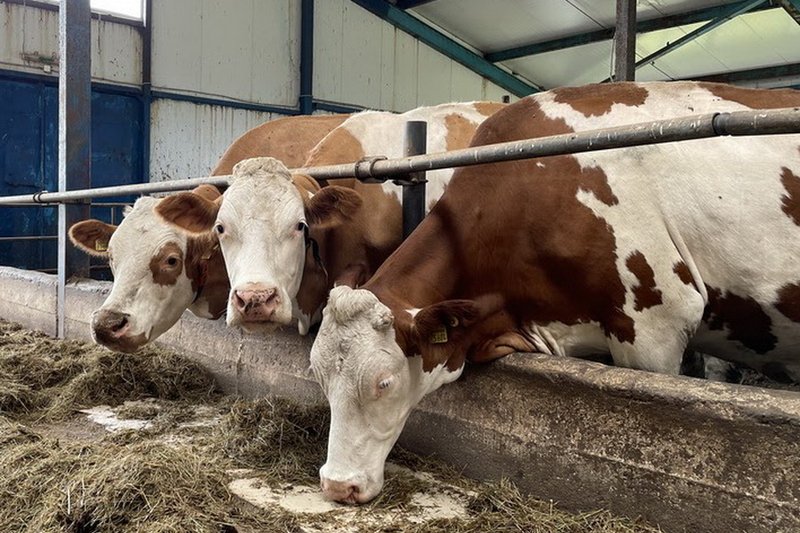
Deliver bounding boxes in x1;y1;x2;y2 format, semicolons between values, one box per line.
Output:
0;76;144;272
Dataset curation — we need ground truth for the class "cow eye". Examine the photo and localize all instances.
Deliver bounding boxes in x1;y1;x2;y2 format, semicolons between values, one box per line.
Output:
297;221;308;233
166;256;179;267
215;223;225;235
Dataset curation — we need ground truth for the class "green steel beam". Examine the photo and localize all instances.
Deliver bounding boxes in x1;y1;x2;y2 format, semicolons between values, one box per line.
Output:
486;1;776;63
349;0;540;96
689;62;800;84
620;0;767;79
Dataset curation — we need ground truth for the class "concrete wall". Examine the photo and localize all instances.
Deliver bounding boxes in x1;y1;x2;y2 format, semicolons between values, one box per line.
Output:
2;265;798;533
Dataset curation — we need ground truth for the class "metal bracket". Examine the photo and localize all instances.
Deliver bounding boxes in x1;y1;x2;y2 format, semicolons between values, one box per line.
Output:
354;156;388;183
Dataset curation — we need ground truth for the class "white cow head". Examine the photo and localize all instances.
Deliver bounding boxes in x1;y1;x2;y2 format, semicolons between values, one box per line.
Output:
156;157;363;334
310;286;495;503
69;192;221;352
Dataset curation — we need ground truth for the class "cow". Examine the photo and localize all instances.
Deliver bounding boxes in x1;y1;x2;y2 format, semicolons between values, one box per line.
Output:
307;81;800;503
155;102;506;335
67;114;348;352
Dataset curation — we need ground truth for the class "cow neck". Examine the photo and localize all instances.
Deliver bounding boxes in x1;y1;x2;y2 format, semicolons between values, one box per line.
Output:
364;206;461;352
186;232;221;305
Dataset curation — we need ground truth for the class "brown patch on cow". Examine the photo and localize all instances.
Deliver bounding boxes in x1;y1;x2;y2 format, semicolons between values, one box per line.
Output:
579;166;619;206
626;251;663;312
444;114;479;152
552;83;649;117
191;184;222;202
211;114;348;175
304;127;365;167
149;242;184;287
369;94;637;348
702;82;800;110
472;101;507;118
185;233;228;318
780;167;800;226
775;282;800;323
672;261;698;291
68;219;117;257
704;286;776;354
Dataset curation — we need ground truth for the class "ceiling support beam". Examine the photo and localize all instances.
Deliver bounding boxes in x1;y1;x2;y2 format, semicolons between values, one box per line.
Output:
601;0;767;83
775;0;800;25
613;0;637;81
394;0;439;9
689;62;800;84
485;1;776;63
349;0;540;96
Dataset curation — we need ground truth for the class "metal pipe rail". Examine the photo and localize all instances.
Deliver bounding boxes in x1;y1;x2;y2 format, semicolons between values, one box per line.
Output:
0;107;798;206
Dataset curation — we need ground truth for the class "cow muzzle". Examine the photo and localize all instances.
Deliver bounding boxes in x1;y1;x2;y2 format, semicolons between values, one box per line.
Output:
320;476;375;505
230;285;283;323
91;309;147;352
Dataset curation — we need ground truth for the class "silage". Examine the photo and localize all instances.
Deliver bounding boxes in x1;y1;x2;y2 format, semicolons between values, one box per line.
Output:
0;320;660;533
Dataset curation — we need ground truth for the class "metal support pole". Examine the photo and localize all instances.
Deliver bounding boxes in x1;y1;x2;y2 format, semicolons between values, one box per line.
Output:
58;0;92;338
613;0;636;82
141;0;153;183
400;121;427;239
299;0;314;114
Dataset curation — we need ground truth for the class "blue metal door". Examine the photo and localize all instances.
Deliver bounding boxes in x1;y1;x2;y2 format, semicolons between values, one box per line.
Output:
0;76;143;272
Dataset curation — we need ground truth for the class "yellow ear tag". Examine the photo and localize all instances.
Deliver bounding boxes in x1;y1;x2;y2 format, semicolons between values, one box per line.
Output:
429;327;448;344
95;239;108;252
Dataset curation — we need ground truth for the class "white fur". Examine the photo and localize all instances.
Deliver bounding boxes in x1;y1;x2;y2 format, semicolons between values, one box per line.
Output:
311;287;463;501
333;102;496;211
217;158;307;329
98;197;196;343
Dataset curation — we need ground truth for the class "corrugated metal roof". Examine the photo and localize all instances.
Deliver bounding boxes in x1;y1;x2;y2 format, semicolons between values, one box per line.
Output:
405;0;800;89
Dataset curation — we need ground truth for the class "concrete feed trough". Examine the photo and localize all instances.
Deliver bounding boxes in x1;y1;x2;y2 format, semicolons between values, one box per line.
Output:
1;265;797;533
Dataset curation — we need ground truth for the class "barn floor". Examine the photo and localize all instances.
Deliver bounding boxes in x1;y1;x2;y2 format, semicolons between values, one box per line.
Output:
0;321;660;533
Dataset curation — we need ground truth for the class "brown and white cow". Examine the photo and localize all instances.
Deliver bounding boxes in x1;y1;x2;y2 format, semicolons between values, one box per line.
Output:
68;114;348;352
308;81;800;503
155;102;505;334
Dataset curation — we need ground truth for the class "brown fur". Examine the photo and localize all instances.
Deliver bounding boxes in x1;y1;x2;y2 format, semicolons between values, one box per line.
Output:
626;251;663;312
552;83;648;117
156;194;220;234
704;287;776;354
68;220;117;258
305;186;364;227
149;242;183;286
704;82;800;110
780;167;800;227
212;114;349;174
673;261;694;287
775;282;800;323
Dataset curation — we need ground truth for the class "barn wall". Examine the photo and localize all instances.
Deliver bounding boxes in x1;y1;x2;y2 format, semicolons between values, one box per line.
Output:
0;1;142;87
313;0;514;111
149;99;283;181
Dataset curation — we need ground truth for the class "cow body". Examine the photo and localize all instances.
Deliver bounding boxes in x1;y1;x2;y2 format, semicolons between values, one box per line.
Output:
69;114;347;351
156;102;505;334
309;81;800;503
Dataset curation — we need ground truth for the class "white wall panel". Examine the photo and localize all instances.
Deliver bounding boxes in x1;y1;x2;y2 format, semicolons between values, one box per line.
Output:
151;0;299;107
149;99;279;181
314;0;512;111
0;2;140;85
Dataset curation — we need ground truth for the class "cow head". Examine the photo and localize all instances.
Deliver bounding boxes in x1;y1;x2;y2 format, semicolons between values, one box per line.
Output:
156;157;362;334
310;286;499;503
68;189;223;352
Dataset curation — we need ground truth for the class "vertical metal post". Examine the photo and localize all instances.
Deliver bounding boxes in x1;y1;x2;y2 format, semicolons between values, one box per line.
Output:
613;0;637;82
401;121;427;239
299;0;314;114
141;0;153;183
58;0;92;338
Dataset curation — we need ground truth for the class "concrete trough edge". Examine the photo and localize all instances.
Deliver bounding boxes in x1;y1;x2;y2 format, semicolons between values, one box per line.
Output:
1;266;798;533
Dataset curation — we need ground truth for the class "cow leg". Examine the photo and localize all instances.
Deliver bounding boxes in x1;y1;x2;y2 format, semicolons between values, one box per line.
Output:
470;331;536;363
607;286;706;375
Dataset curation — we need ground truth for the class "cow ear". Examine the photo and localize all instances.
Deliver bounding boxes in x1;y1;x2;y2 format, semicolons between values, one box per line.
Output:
156;192;221;234
412;295;506;371
304;186;363;228
69;220;117;257
412;300;481;371
190;184;222;202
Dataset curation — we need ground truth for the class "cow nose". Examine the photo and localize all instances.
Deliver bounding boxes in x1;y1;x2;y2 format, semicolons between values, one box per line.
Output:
92;310;131;338
231;287;280;320
320;477;362;504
